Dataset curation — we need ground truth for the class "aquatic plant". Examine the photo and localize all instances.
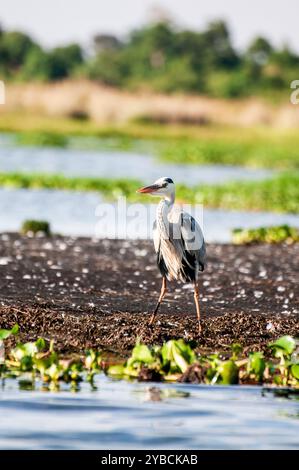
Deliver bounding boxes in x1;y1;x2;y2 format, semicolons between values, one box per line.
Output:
232;225;299;245
160;135;299;170
108;337;299;386
16;131;68;148
1;114;299;170
0;326;102;391
0;327;298;389
0;171;298;213
0;172;142;200
21;219;51;236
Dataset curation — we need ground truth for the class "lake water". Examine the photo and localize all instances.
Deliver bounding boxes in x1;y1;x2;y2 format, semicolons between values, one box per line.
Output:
1;135;297;243
0;376;298;450
0;135;273;186
1;187;299;243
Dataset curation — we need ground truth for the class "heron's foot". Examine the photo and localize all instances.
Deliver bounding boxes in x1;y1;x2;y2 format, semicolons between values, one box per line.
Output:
197;322;202;336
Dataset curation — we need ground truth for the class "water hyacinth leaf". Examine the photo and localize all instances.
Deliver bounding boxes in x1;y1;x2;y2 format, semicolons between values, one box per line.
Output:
176;339;196;363
35;338;46;351
0;324;19;340
161;340;195;373
219;360;239;385
85;350;101;370
11;342;38;361
20;355;34;371
131;344;155;364
231;343;243;359
0;330;13;340
173;341;195;372
161;341;172;364
248;352;265;380
291;364;299;380
68;365;83;382
11;324;20;335
269;336;296;356
172;346;189;373
0;332;298;388
46;363;61;381
108;364;125;376
34;357;53;375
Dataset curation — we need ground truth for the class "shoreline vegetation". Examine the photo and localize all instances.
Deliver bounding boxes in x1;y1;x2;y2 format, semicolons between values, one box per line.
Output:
0;171;298;213
0;327;298;387
0;113;298;213
0;111;299;170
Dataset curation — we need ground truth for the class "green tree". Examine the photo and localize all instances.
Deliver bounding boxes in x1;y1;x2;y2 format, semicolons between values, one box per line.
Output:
85;50;124;86
0;31;36;69
47;44;83;79
122;22;175;79
246;36;273;65
20;47;52;81
203;21;239;69
148;56;203;93
270;45;299;68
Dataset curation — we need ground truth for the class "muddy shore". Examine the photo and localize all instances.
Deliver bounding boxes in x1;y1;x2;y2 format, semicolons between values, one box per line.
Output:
0;233;298;355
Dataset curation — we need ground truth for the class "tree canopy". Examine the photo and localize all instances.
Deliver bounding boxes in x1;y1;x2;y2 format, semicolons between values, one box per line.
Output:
0;20;298;98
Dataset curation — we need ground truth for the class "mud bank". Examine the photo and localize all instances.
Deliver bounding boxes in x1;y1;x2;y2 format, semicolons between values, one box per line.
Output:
0;234;298;354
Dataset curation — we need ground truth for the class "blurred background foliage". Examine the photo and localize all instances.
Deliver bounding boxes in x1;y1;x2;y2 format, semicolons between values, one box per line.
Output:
0;19;298;98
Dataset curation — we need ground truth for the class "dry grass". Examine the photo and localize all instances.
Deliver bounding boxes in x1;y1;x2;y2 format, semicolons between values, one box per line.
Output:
1;79;299;128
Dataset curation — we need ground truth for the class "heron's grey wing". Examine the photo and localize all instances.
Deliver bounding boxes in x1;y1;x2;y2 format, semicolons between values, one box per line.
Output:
180;211;206;270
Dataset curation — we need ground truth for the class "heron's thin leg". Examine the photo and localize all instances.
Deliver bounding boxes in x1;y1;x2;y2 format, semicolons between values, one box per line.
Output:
150;277;167;325
193;282;201;334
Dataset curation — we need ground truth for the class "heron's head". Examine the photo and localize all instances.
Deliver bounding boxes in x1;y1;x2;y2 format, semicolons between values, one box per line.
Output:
137;177;175;200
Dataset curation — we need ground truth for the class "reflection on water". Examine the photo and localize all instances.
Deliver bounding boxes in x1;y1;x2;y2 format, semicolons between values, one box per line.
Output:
0;376;298;450
0;136;273;186
0;187;298;243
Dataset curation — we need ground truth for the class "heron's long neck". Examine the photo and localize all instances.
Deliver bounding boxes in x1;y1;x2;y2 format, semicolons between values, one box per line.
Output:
157;194;174;239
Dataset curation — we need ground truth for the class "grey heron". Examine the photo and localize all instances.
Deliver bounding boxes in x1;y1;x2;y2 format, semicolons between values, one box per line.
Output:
137;177;206;333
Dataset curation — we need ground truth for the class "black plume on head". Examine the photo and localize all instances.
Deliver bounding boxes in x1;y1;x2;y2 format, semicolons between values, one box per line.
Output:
164;178;174;184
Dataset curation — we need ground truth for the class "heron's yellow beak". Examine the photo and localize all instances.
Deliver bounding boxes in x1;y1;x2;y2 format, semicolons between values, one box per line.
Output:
136;184;160;194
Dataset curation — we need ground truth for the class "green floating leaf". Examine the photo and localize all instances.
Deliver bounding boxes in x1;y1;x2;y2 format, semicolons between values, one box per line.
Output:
269;336;296;356
219;360;239;385
11;324;20;335
85;350;101;370
248;352;265;381
45;363;61;381
107;364;125;376
161;339;195;373
291;364;299;380
35;338;46;351
34;357;53;375
0;330;13;341
11;342;38;361
131;343;155;364
0;324;19;340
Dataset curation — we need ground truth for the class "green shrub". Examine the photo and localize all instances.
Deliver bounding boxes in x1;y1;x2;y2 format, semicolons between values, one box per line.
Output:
21;220;51;236
232;225;299;245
